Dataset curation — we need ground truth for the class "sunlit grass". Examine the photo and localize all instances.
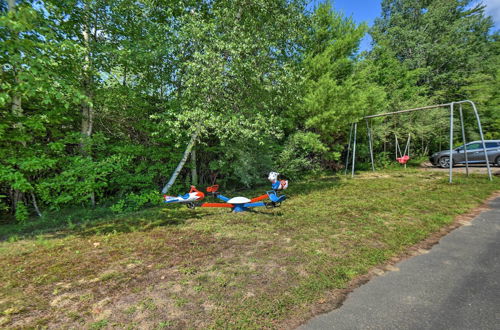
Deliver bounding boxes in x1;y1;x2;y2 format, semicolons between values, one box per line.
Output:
0;170;498;328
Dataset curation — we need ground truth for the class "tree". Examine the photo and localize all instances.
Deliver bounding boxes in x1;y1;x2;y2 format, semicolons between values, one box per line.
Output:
163;0;307;186
460;33;500;139
286;1;385;172
1;0;312;219
371;0;494;101
0;1;87;219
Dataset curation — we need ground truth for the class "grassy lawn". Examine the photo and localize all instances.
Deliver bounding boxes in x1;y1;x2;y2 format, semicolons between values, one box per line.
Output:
1;170;498;328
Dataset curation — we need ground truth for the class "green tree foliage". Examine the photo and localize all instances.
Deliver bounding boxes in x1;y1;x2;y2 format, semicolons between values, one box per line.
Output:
372;0;494;101
1;0;308;219
171;0;307;186
460;34;500;139
287;1;385;171
1;1;87;219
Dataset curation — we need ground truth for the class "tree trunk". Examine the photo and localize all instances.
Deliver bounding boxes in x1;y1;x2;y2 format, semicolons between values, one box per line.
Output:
31;192;42;217
123;63;128;86
80;22;94;150
7;0;16;10
10;189;24;216
162;131;198;194
8;0;27;215
8;0;23;118
11;76;22;117
80;4;96;207
191;148;198;186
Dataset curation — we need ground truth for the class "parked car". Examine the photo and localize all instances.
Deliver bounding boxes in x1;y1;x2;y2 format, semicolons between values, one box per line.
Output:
429;140;500;168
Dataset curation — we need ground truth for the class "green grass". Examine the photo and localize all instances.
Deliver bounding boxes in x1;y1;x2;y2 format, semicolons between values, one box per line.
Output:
0;169;498;328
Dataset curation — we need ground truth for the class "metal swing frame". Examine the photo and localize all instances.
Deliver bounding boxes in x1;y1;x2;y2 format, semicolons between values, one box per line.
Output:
345;100;493;183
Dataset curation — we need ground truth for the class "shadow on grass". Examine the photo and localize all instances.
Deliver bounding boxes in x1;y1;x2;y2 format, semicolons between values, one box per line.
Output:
0;176;343;242
73;207;204;238
0;205;202;242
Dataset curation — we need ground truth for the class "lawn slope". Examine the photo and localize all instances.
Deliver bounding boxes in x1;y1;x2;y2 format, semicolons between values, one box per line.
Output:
0;170;498;328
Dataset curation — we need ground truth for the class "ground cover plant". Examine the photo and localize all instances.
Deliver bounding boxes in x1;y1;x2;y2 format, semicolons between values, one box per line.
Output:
1;170;498;328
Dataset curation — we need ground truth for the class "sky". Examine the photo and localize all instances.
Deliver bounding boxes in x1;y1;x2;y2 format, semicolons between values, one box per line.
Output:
308;0;500;52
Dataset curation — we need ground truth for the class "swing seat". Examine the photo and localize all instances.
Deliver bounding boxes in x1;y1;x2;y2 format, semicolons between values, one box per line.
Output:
396;155;410;164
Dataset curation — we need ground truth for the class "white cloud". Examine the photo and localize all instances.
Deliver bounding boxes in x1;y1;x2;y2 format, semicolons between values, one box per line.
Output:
482;0;500;26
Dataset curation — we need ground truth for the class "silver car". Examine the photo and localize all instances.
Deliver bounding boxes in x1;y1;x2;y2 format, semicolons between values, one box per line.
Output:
429;140;500;168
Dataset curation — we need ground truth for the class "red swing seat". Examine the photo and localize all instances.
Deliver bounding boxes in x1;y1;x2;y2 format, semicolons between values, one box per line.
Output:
396;155;410;164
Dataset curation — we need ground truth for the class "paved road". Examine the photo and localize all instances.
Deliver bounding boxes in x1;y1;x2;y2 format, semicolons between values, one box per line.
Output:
301;197;500;330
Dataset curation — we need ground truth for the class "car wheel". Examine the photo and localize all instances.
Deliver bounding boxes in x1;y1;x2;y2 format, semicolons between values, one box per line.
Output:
495;156;500;167
438;156;453;168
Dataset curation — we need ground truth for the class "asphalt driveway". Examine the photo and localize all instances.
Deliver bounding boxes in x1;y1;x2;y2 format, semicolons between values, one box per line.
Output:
300;196;500;330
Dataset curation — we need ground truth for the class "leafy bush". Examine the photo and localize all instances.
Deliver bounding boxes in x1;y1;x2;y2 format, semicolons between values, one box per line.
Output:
110;190;162;213
374;151;394;168
275;132;327;179
36;155;122;209
15;203;29;223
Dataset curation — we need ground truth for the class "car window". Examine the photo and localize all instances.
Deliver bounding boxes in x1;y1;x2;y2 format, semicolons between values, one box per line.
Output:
466;143;482;150
486;142;498;148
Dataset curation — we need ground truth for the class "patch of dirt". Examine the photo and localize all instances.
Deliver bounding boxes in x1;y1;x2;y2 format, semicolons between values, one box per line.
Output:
287;190;500;329
49;292;80;308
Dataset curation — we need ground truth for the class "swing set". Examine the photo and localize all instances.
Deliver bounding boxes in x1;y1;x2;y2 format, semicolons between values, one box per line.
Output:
345;100;493;183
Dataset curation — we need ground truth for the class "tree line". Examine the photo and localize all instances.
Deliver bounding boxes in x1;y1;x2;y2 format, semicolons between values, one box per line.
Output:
1;0;498;221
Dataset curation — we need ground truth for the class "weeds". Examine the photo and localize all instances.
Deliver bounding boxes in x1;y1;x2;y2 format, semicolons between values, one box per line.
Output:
89;319;108;330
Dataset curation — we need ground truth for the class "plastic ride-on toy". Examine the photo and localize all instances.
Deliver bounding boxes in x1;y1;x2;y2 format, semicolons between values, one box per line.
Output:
163;172;288;212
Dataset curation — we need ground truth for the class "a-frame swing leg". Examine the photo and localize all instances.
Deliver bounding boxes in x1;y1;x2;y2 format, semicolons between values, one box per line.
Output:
468;101;492;181
345;123;354;176
366;119;375;172
449;103;454;183
352;122;357;178
458;104;469;177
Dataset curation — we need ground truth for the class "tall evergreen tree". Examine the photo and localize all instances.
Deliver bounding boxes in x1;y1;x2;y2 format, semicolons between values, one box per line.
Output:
282;1;385;173
371;0;494;101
